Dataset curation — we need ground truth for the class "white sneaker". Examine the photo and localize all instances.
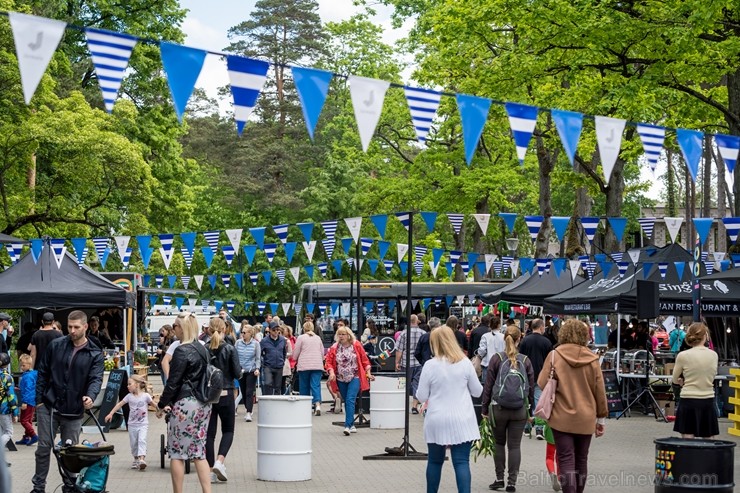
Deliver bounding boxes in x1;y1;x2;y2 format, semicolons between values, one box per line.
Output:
245;412;252;422
212;460;228;481
349;426;357;433
343;427;350;436
210;472;218;484
130;460;139;469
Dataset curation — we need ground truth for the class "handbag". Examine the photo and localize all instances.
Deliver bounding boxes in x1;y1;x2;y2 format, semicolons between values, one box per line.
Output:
534;350;557;420
472;355;483;378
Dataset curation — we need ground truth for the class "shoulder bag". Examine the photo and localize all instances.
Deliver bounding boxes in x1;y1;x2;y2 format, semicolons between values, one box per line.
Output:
191;343;224;404
533;350;557;420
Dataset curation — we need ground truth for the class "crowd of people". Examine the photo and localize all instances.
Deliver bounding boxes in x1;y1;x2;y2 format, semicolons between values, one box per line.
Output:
0;306;723;493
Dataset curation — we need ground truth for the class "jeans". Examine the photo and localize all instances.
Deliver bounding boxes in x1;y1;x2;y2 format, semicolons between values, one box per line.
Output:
552;429;592;493
337;378;360;428
262;367;283;395
298;370;323;405
426;441;473;493
402;365;423;399
32;405;82;492
239;371;258;413
492;405;527;485
206;393;236;466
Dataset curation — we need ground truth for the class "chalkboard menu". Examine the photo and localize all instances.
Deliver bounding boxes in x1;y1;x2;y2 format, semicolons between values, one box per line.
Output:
97;369;127;432
602;369;624;412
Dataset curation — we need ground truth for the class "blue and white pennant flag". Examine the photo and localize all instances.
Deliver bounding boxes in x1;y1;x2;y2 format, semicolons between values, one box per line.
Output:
404;86;442;143
525;216;543;242
505;102;538;165
580;217;601;244
85;28;137;112
638;217;656;239
222;245;235;266
321;220;338;242
722;217;740;244
273;224;289;244
227;56;269;135
716;134;740;174
447;214;464;235
636;124;666;174
181;248;193;269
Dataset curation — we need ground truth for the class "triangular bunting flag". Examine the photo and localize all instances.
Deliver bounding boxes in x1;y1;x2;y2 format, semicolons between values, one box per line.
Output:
429;260;439;278
551;109;583;166
140;248;154;270
449;251;462;268
420;211;437;232
201;247;214;268
263;243;277;264
242;245;257;265
394;212;410;230
321;239;335;259
636;124;666;173
716;134;740;174
628;248;641;265
302;241;317;262
227;55;269;135
222;245;235;266
664;217;684;243
9;13;67;105
378;240;391;260
296;222;314;243
722;217;740;244
275;270;285;284
580;217;601;244
447;213;464;235
369;215;387;240
594;116;626;183
181;275;191;289
317;263;328;277
505;102;538;164
292;66;332;140
607;217;628;243
160;42;207;122
383;260;394;276
569;260;581;280
331;259;343;276
224;228;242;253
180;232;196;257
348;75;391;151
658;263;668;279
208;275;217;290
404;86;441;143
233;273;242;290
273;224;289;244
499;213;517;233
638;217;656;239
473;214;490;235
367;259;379;275
397;243;409;262
360;238;374;257
85;28;137;112
263;271;272;286
114;236;130;262
399;261;408;277
341;238;353;256
30;239;43;264
344;217;362;243
284;242;297;264
693;218;714;246
674;262;685;280
456;93;492;165
203;230;221;252
248;227;265;250
289;267;300;283
617;261;629;278
321;220;338;242
248;272;258;286
525;216;543;242
181;248;193;270
676;128;704;182
551;216;570;243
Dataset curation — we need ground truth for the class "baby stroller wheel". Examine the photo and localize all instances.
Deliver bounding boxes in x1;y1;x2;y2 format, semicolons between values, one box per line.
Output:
185;459;191;474
160;434;165;469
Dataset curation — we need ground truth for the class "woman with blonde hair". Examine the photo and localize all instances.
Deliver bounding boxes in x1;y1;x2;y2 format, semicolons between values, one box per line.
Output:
292;321;326;415
156;311;212;493
205;317;241;483
236;325;260;422
325;326;374;435
481;326;535;492
672;322;718;439
538;319;607;493
417;327;482;493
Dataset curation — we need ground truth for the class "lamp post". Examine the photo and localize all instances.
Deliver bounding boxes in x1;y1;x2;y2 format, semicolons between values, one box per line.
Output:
505;237;520;256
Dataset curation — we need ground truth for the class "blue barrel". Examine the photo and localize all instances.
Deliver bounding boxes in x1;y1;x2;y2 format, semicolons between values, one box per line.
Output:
654;437;735;493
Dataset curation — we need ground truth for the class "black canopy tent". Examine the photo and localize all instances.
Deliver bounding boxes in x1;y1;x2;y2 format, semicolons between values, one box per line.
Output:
543;243;698;315
301;281;509;302
0;246;135;309
482;269;585;306
479;273;531;304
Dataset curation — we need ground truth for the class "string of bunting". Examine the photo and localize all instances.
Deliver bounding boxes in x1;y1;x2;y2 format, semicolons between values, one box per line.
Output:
4;11;740;178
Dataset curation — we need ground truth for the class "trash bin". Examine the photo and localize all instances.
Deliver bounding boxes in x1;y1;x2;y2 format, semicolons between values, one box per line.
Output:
370;373;406;429
257;395;312;481
654;437;735;493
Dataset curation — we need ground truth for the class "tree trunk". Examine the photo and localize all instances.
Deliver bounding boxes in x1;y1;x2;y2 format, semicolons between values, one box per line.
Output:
715;144;727;252
686;168;694;249
534;120;556;259
604;157;625;253
568;154;593;257
702;133;712;217
666;148;678;218
728;67;740;216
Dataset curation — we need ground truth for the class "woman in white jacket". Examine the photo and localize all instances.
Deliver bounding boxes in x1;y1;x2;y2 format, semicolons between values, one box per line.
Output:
417;326;483;493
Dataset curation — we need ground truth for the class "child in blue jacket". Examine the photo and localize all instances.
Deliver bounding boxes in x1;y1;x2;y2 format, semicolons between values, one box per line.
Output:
16;354;38;445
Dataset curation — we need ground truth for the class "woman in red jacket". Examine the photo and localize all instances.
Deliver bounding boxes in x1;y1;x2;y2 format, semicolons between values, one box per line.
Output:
325;326;374;435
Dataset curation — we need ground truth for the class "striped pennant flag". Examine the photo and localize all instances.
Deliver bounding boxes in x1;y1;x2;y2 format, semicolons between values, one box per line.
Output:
584;261;597;279
658;263;668;279
580;217;601;244
317;262;328;277
244;302;253;313
321;220;338;242
461;261;470;276
449;251;462;268
525;215;544;242
700;251;709;262
704;261;715;276
536;258;549;276
221;274;231;288
162;296;171;307
723;217;740;244
121;248;132;269
226;301;236;313
181;248;193;269
227;55;269;135
414;246;428;260
85;28;137;113
5;245;19;265
505;102;538;165
395;212;410;230
201;299;210;312
638;217;656;239
203;231;220;252
275;269;286;284
293;303;303;316
447;214;464;235
321;239;335;259
611;252;623;262
264;243;277;264
155;275;164;289
414;259;424;276
273;224;289;244
617;261;629;278
249;272;259;286
636;124;666;174
716;134;740;174
92;237;109;263
360;238;374;256
257;302;267;315
383;260;395;275
181;276;191;289
404;86;442;143
493;261;502;277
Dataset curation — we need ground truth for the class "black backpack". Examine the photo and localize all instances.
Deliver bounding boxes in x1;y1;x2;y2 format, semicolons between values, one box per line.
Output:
191;344;224;404
491;353;529;409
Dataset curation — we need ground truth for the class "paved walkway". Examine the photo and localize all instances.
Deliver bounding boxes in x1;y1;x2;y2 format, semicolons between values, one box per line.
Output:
7;388;740;493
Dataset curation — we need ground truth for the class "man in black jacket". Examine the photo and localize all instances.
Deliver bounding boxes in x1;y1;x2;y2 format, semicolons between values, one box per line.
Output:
31;310;104;493
468;314;493;359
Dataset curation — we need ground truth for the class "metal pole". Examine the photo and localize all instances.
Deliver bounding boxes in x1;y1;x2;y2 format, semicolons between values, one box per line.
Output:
349;257;355;329
403;212;413;455
356;241;363;337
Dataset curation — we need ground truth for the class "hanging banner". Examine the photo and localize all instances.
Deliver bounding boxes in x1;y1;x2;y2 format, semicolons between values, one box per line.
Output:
716;133;740;174
227;55;269;135
222;245;235;266
292;66;333;140
676;128;704;182
248;227;265;249
456;93;492;165
664;217;684;243
344;217;362;243
499;212;517;233
85;28;137;112
397;243;409;262
348;75;390;152
290;267;300;283
360;238;374;257
525;215;543;242
693;218;714;246
551;216;570;243
580;217;600;244
369;214;387;239
594;116;626;184
607;217;627;243
273;224;289;244
636;124;666;174
9;13;67;105
302;240;317;262
321;239;335;259
638;217;656;239
420;211;437;232
722;217;740;244
296;222;314;242
160;42;207;121
114;236;130;261
203;230;221;252
504;102;538;165
552;109;583;166
321;220;338;242
225;228;242;253
447;213;464;235
404;86;442;143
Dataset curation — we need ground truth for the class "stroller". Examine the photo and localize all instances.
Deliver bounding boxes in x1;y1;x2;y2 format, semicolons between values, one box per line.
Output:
52;409;115;493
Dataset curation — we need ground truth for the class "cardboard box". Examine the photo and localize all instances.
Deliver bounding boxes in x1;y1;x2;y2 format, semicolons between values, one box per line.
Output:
656;399;675;417
664;363;675;376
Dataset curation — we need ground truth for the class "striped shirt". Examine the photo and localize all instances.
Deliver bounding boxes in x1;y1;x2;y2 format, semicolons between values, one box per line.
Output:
236;338;261;372
396;326;425;369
